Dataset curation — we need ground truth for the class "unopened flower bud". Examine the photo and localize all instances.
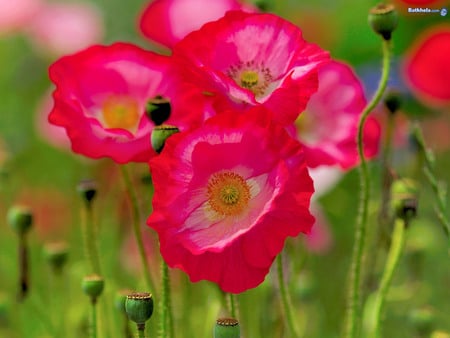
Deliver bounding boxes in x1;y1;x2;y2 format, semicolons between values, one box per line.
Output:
368;3;398;40
384;90;402;114
7;206;33;235
77;179;97;204
151;125;179;154
146;95;171;126
82;275;104;302
391;179;418;221
214;318;240;338
43;242;69;273
125;292;153;325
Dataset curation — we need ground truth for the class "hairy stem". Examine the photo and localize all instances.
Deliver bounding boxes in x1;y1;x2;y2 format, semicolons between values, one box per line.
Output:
344;39;392;338
277;254;298;338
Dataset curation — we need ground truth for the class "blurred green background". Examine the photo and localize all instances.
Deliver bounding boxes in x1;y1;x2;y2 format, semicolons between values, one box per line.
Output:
0;0;449;337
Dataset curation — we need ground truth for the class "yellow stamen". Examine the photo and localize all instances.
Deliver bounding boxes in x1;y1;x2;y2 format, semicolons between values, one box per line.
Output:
102;96;140;132
240;70;259;89
207;172;250;216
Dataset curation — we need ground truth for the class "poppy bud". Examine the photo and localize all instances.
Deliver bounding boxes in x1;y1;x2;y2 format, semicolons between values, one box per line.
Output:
7;206;33;235
146;95;171;126
368;3;398;40
82;274;104;303
151;125;179;154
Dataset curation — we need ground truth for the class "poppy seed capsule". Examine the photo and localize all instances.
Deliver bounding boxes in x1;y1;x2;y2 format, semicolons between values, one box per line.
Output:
368;3;398;40
7;206;33;235
77;179;97;204
82;275;104;301
151;125;179;154
214;318;240;338
146;95;171;126
391;179;418;220
43;242;69;273
125;292;153;325
384;90;402;114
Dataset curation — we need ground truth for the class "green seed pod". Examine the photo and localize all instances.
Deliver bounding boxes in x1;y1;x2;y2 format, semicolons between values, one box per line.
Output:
384;90;402;114
146;95;171;126
77;179;97;204
82;275;104;301
391;179;418;220
7;205;33;235
151;125;179;154
214;318;240;338
125;292;153;325
368;3;398;40
43;242;69;273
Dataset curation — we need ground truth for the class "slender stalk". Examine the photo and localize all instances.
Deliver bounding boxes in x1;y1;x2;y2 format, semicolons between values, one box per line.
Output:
137;323;146;338
344;39;392;338
82;201;101;275
91;300;98;338
120;165;155;291
18;233;29;301
411;123;450;245
277;254;298;338
159;260;174;338
370;217;407;338
228;293;237;319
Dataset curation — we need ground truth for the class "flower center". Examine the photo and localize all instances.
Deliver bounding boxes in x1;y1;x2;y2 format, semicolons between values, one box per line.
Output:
101;96;140;132
240;71;259;89
207;171;251;216
227;61;273;98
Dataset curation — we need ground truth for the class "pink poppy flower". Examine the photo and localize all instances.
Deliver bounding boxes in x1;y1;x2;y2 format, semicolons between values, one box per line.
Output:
293;60;380;169
139;0;255;49
403;25;450;107
48;42;203;163
172;10;329;126
147;107;315;293
26;2;104;56
0;0;41;35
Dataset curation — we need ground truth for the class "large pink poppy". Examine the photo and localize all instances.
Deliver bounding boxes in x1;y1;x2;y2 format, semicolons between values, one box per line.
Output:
147;107;315;293
48;43;204;163
172;10;329;126
294;60;380;169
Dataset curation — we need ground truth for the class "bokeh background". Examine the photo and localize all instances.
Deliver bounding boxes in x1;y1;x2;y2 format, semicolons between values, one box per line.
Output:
0;0;449;337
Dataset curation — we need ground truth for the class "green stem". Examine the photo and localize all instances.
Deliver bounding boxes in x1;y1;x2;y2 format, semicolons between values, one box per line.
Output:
370;217;407;338
277;254;298;338
159;260;174;338
82;201;101;275
91;300;98;338
344;39;392;338
411;123;450;246
228;293;237;319
120;165;155;291
138;324;146;338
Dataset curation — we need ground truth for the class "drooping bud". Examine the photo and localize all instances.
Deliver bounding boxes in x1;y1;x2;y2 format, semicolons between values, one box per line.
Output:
391;179;418;221
214;318;240;338
77;179;97;205
368;3;398;40
151;125;179;154
125;292;154;327
43;242;69;274
82;275;104;303
7;205;33;235
146;95;171;126
384;90;402;114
